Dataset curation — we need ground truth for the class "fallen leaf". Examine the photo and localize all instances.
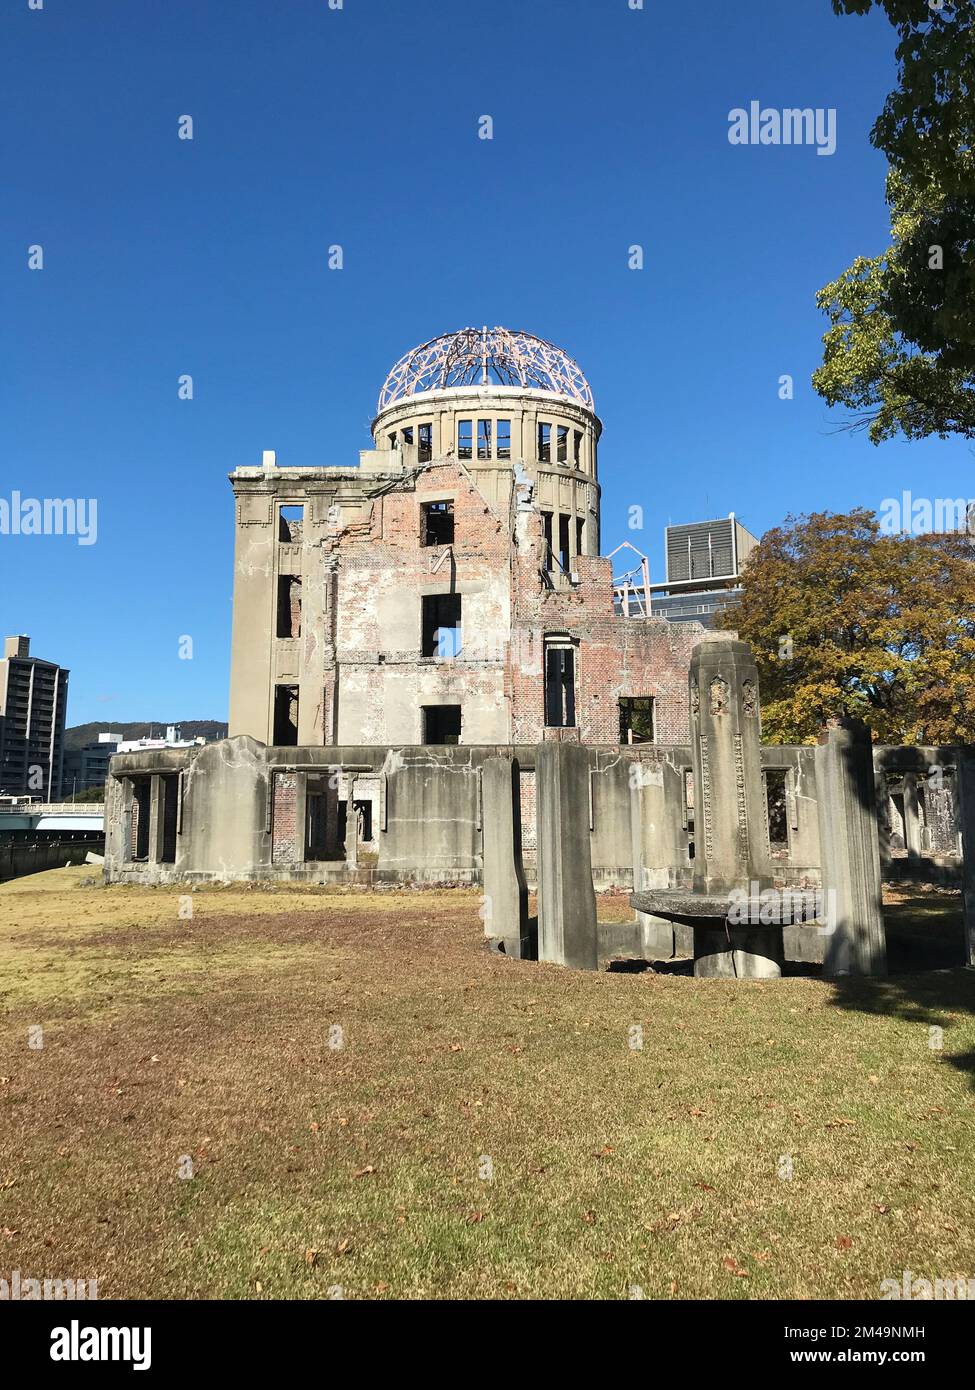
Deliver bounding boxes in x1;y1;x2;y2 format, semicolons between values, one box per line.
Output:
353;1165;376;1178
836;1235;854;1251
305;1248;319;1266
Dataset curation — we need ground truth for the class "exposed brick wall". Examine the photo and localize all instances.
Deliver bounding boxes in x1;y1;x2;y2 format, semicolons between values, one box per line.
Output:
282;457;706;747
272;773;298;863
508;514;703;745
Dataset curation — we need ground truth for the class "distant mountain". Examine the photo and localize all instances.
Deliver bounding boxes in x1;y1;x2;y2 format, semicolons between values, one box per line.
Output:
64;721;228;751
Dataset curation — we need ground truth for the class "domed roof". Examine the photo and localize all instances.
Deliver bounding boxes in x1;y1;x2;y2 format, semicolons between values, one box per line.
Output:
377;326;594;412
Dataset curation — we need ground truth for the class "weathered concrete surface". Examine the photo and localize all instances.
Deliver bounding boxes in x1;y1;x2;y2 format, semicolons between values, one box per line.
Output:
691;925;785;979
629;750;689;957
816;720;887;977
536;742;598;969
955;750;975;967
481;754;532;957
687;637;782;978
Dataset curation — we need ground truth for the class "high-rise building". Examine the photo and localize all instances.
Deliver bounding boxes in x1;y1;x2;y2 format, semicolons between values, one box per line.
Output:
62;732;120;798
0;636;70;799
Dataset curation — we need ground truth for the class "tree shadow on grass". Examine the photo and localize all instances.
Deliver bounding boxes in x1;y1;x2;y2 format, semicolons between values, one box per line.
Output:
827;890;975;1089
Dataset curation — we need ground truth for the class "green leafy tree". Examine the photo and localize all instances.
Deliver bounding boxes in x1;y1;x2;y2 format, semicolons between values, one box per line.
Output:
64;785;106;803
814;1;975;440
717;509;975;744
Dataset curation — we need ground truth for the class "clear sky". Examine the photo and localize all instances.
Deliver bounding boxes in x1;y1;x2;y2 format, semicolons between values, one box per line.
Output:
3;0;971;725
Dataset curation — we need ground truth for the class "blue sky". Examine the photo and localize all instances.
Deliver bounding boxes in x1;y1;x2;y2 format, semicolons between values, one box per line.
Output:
3;0;972;725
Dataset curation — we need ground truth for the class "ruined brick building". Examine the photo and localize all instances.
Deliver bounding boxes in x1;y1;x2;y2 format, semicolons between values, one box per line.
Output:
229;326;704;752
106;327;709;885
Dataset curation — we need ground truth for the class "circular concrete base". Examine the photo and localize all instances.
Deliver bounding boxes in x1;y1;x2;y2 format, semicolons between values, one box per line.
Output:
692;924;784;979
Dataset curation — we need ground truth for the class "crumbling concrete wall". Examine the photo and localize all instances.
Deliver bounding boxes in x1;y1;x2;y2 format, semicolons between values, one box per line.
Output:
873;745;963;884
104;739;681;890
228;450;704;756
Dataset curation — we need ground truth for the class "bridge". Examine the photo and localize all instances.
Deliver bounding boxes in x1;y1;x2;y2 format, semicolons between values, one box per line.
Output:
0;802;105;833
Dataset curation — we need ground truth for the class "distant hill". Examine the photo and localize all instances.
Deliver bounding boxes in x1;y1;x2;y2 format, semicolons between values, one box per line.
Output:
64;721;228;751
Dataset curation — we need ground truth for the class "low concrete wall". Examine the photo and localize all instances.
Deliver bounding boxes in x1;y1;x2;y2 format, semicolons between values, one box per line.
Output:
0;839;104;883
103;739;694;890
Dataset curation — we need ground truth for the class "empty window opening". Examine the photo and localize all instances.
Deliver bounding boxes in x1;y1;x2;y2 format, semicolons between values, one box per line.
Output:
422;593;462;658
278;505;304;543
305;790;330;861
423;705;462;745
422;500;454;547
477;419;492;460
401;426;414;446
573;429;583;465
764;769;789;847
557;425;569;463
388;432;397;448
537;423;551;462
558;514;571;572
457;419;473;460
161;776;179;863
305;773;342;861
129;778;151;861
276;575;302;638
497;419;511;459
542;512;554;570
575;516;585;558
545;642;576;728
418;422;433;462
886;775;907;851
619;697;655;744
353;799;373;842
273;684;299;746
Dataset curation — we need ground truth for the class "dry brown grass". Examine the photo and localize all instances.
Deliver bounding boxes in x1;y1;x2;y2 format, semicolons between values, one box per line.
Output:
0;868;972;1300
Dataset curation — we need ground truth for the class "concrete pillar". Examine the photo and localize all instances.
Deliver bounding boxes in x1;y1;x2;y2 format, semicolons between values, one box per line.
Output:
295;773;308;865
345;775;358;870
536;742;598;969
815;720;887;977
481;755;533;958
148;774;165;866
955;751;975;966
120;778;134;864
689;637;783;979
874;766;893;877
902;772;923;861
630;755;683;958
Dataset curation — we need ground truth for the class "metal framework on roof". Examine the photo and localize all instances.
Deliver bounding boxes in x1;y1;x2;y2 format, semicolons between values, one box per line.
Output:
377;326;594;412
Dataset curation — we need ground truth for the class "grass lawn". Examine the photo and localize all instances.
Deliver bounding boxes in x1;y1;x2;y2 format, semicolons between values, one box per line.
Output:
0;867;972;1300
